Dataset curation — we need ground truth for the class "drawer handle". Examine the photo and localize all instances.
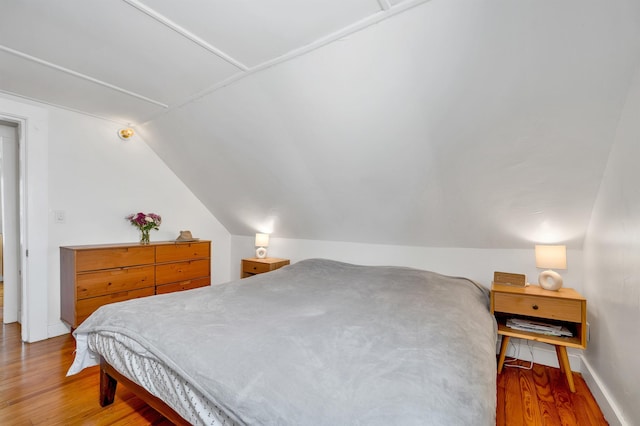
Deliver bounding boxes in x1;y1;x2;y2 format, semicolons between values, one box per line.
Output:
532;304;539;310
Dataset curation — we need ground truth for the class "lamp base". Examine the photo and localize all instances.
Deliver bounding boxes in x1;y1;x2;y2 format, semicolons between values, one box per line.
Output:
256;247;267;259
538;269;563;291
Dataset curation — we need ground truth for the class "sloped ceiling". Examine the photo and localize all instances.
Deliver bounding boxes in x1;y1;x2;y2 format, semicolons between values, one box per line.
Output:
2;0;640;248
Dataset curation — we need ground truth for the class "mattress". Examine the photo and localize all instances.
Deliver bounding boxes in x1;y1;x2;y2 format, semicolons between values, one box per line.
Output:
69;258;497;425
86;330;239;425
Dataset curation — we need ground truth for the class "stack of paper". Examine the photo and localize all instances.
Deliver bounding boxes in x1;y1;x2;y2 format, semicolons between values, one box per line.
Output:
506;318;573;337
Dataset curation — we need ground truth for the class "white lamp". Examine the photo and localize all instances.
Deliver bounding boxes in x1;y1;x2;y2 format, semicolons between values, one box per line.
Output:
535;244;567;291
255;233;269;259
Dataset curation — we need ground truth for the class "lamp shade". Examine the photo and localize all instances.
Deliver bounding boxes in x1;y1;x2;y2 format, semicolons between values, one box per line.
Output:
535;245;567;269
255;233;269;247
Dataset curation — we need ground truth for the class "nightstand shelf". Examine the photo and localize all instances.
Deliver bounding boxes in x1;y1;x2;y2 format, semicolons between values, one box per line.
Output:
495;320;583;348
491;283;587;392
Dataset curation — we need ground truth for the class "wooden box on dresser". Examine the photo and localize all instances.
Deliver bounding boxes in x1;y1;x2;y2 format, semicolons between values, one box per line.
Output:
60;241;211;328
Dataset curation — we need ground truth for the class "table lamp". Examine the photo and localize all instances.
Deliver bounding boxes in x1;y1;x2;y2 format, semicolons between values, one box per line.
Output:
255;233;269;259
535;244;567;291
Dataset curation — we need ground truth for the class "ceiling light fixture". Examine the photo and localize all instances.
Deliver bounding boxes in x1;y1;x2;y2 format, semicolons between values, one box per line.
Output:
118;127;135;141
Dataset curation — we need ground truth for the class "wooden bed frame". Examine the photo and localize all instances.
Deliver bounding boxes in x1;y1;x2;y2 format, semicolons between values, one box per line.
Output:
99;357;191;425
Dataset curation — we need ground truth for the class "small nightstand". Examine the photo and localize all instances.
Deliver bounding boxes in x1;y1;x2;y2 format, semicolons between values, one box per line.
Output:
241;258;290;278
490;283;587;392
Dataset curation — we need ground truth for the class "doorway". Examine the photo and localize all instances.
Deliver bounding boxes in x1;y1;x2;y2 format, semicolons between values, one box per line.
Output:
0;121;20;325
0;98;49;343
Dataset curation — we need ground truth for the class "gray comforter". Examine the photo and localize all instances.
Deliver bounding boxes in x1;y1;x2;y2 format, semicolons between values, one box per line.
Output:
71;258;497;425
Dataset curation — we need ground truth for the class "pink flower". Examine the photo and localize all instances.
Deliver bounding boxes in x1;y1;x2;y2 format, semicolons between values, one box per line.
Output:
126;212;161;231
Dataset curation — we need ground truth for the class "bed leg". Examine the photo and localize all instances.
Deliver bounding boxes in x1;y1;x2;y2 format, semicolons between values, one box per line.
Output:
100;365;118;406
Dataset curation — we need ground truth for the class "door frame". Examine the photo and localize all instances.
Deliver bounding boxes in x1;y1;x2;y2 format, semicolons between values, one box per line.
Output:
0;124;21;326
0;95;49;342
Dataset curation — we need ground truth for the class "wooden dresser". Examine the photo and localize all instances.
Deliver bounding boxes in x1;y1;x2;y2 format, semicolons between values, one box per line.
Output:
60;241;211;328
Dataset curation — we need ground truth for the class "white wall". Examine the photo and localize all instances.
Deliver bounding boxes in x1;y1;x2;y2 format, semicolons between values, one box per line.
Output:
583;64;640;425
0;93;232;339
46;105;232;336
231;235;583;289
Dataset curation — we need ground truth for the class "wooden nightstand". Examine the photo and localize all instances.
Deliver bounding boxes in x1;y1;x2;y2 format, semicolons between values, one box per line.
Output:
490;283;587;392
241;258;290;278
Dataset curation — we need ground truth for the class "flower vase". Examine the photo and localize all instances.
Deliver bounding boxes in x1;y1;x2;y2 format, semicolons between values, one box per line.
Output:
140;229;150;245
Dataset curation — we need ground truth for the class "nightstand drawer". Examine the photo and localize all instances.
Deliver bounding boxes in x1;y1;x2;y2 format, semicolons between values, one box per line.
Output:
243;260;273;274
493;292;582;322
241;258;290;278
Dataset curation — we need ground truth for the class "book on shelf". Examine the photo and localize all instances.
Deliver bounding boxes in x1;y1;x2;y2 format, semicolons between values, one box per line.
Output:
506;318;573;337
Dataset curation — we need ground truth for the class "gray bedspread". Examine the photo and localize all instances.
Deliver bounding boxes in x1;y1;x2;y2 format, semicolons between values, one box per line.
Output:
70;258;497;425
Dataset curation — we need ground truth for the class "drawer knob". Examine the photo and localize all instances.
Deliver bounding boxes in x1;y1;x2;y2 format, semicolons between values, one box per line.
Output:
532;304;539;310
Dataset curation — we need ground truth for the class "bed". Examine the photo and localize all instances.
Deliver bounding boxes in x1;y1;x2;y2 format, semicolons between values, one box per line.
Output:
68;258;497;425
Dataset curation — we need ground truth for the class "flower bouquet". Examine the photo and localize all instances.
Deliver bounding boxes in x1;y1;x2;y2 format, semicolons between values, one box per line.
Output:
126;212;161;244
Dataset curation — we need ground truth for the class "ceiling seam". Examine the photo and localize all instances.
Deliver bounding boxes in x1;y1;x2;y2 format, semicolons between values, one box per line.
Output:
121;0;249;72
0;44;168;109
0;89;132;125
137;0;433;125
377;0;393;11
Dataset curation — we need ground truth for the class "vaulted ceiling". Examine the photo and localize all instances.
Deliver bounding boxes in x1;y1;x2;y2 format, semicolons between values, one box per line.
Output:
2;0;640;248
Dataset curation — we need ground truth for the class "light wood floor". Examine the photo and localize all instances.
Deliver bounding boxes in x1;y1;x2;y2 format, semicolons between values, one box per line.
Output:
497;359;608;425
0;315;172;425
1;314;608;425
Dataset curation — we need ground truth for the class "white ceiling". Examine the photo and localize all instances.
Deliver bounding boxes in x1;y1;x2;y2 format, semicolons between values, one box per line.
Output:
2;0;640;248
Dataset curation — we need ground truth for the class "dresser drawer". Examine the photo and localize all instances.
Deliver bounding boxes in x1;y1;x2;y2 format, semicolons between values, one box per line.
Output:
156;277;210;294
155;259;210;285
76;266;155;299
156;242;210;263
76;287;155;324
75;246;155;272
493;292;582;322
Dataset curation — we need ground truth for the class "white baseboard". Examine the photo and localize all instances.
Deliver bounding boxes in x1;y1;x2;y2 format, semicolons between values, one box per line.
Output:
580;355;628;426
48;321;70;338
